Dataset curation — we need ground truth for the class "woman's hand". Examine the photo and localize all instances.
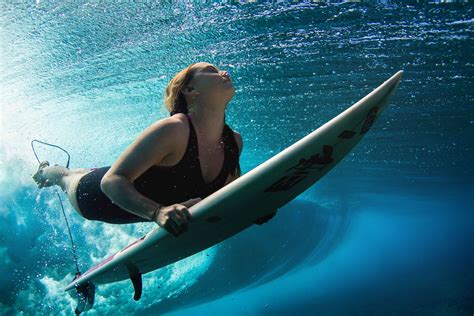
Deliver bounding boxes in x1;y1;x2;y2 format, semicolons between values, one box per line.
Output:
153;198;201;237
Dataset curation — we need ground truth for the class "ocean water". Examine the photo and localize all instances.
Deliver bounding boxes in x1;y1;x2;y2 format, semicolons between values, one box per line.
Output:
1;1;473;315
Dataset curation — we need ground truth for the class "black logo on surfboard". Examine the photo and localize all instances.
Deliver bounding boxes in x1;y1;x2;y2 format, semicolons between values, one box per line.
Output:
360;106;379;135
264;145;334;192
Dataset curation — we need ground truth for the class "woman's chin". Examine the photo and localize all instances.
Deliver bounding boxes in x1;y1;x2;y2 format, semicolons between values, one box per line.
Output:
223;82;234;90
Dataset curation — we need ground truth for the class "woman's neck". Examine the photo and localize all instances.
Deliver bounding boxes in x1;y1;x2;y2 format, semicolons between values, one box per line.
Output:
188;107;225;144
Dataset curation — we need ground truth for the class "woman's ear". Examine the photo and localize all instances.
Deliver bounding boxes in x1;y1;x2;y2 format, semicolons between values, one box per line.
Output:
182;85;199;98
182;85;192;95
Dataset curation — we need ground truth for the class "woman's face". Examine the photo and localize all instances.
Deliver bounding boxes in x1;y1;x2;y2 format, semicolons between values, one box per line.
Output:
188;62;234;101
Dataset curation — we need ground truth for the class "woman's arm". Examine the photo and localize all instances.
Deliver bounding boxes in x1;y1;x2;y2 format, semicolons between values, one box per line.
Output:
100;118;183;220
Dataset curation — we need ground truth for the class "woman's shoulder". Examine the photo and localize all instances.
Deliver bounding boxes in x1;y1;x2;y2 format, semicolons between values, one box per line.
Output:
139;114;190;154
154;113;187;125
150;114;189;136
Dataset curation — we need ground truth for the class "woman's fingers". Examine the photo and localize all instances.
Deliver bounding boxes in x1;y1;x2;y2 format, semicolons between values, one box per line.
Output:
179;206;193;222
168;208;189;234
164;217;181;237
161;202;199;237
169;210;185;226
179;198;199;221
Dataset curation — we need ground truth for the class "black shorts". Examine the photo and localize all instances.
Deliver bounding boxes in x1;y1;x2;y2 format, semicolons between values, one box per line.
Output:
75;167;151;224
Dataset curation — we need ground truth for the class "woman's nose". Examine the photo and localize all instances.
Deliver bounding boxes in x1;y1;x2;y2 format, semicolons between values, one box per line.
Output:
221;71;230;79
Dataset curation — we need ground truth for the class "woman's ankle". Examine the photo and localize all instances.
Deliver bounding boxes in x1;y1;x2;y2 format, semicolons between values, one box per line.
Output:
42;165;70;187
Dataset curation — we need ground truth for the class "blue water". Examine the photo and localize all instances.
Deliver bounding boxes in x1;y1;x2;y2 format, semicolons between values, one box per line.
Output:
1;1;473;315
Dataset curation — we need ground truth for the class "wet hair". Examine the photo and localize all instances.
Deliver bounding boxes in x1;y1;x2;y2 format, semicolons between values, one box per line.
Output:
163;62;228;123
164;63;200;116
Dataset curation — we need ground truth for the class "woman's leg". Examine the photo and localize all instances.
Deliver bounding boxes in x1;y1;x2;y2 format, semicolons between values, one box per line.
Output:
33;162;93;216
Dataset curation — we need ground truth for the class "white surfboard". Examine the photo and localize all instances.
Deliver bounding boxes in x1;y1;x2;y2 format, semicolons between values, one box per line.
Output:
64;71;403;312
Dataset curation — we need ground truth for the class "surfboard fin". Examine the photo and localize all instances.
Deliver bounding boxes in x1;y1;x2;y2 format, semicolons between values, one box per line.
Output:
71;273;95;315
254;210;278;225
73;282;95;315
130;273;143;301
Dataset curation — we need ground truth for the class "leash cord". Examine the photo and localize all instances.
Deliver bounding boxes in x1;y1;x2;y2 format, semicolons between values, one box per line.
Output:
31;139;80;275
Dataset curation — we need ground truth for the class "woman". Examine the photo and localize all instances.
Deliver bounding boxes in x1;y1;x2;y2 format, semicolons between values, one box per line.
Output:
32;62;243;237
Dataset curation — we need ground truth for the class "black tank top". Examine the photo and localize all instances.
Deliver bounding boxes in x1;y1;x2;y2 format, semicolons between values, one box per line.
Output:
133;114;240;204
76;114;240;224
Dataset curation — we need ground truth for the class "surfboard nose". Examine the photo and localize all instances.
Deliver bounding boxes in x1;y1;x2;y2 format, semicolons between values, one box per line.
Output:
385;70;404;96
390;70;404;85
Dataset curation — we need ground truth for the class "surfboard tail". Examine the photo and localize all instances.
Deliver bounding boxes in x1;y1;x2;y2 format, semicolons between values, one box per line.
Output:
68;273;96;315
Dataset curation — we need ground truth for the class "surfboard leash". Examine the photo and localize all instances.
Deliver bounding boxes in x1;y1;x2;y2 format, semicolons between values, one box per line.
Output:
31;139;81;276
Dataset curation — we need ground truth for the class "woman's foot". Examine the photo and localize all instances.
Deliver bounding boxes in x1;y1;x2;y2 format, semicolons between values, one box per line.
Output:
33;161;52;188
32;161;69;190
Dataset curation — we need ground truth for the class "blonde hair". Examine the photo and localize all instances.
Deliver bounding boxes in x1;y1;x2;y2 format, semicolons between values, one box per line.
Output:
163;62;201;116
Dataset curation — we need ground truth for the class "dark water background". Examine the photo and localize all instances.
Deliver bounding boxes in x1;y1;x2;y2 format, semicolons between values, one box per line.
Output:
1;1;472;315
